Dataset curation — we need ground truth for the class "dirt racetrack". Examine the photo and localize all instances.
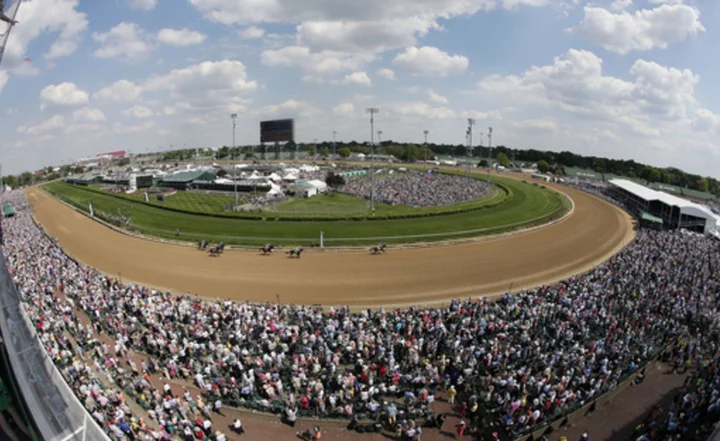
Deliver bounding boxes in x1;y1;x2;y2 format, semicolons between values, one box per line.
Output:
27;184;634;307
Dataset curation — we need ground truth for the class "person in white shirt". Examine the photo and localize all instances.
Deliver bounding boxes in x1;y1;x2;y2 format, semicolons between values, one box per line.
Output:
232;417;245;435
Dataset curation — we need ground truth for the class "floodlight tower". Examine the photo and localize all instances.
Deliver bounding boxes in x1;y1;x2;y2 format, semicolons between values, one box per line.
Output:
231;113;238;209
332;131;337;155
366;107;380;214
423;130;429;170
377;130;383;145
467;118;476;178
487;126;493;182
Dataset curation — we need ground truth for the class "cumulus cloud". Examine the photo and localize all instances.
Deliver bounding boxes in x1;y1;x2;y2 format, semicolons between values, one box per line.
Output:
377;68;395;80
393;47;469;77
143;60;258;111
428;89;448;104
93;22;153;60
122;105;155;119
157;28;207;46
387;102;457;119
238;26;265;40
333;102;356;116
129;0;157;10
473;48;706;138
72;107;107;123
342;71;372;86
113;121;155;134
261;46;374;77
93;80;144;102
571;4;705;54
17;115;65;135
3;0;88;69
40;82;89;110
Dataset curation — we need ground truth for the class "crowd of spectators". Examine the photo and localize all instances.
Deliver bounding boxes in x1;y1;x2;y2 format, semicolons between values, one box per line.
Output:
2;188;720;441
341;171;491;207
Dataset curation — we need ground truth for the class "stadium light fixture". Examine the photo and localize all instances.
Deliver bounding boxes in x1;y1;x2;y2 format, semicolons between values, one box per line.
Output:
332;131;337;155
487;126;493;182
423;130;429;170
366;108;380;214
231;113;238;209
467;118;476;178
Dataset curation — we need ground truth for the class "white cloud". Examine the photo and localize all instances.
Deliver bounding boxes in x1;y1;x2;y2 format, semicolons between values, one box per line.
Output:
162;102;192;115
261;46;374;77
129;0;158;10
113;121;155;134
143;60;257;111
428;89;448;104
17;115;65;135
387;102;457;119
40;82;89;109
93;22;153;60
377;68;395;80
343;71;372;86
72;107;107;123
571;4;705;55
3;0;88;68
512;118;560;133
238;26;265;40
610;0;632;11
333;102;356;116
393;46;469;77
93;80;143;102
473;48;705;139
0;71;8;96
122;105;155;119
66;123;107;135
157;28;207;46
256;100;319;118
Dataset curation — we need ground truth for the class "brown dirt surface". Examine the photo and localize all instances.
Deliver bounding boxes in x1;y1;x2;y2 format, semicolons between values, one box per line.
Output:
25;183;634;308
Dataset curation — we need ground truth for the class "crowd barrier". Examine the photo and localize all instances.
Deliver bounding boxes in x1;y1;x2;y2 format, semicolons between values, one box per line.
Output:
0;252;111;441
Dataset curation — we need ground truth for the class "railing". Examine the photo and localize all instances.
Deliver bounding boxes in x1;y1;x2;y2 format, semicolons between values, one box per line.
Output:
0;252;112;441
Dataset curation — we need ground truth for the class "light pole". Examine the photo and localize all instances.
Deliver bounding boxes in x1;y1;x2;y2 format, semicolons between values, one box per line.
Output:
487;127;493;182
423;130;429;170
377;130;383;145
332;131;337;155
231;113;238;209
366;107;379;214
467;118;475;178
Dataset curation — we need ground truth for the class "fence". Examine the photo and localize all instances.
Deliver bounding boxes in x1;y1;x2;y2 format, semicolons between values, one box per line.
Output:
0;253;111;441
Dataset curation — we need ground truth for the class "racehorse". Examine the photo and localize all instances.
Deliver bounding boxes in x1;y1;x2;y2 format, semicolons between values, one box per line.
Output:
286;247;304;258
208;245;221;257
217;242;226;254
260;244;274;255
370;244;387;255
198;240;208;250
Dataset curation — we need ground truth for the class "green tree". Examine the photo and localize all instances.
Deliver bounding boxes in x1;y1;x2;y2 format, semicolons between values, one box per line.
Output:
2;175;16;189
496;152;511;168
18;172;34;187
478;159;489;168
338;147;351;158
308;145;317;157
325;172;346;189
697;178;709;193
118;158;130;166
536;160;550;173
320;148;329;159
216;169;228;178
648;168;661;183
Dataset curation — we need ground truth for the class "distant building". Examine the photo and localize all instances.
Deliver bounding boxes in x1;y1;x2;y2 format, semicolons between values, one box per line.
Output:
96;150;127;160
65;174;102;186
159;171;217;190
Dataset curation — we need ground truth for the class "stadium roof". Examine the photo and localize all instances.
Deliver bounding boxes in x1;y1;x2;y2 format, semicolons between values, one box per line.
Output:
162;171;216;183
610;179;718;220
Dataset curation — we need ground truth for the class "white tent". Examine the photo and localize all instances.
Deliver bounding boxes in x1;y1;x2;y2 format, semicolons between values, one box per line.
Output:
214;178;234;184
300;164;319;172
308;179;328;193
268;172;282;181
282;173;298;181
234;164;249;169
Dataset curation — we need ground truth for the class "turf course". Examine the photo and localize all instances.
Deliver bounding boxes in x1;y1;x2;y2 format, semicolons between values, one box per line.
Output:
42;175;568;246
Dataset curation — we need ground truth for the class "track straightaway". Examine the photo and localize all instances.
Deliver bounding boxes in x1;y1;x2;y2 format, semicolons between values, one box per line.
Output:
26;184;634;307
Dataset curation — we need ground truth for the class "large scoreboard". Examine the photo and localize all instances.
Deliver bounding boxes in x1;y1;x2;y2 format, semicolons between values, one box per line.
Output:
260;119;294;143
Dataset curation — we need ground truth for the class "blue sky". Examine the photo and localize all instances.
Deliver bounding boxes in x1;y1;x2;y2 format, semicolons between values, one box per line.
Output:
1;0;718;177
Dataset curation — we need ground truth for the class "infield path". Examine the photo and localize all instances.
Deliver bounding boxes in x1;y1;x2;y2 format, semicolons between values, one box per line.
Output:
26;184;634;307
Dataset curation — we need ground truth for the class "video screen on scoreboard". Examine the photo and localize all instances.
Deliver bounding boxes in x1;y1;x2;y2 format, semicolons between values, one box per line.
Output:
260;119;294;143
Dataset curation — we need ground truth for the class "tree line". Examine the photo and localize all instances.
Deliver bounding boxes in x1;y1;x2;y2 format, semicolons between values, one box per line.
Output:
4;141;718;197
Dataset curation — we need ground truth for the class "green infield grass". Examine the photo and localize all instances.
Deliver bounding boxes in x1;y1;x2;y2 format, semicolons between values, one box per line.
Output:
42;175;568;246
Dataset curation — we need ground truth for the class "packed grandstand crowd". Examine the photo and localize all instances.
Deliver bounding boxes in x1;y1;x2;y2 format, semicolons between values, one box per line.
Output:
340;171;491;207
2;189;720;441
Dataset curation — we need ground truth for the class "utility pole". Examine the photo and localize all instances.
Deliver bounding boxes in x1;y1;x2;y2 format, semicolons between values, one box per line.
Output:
467;118;475;178
231;113;238;209
423;130;429;171
487;127;493;182
366;108;379;214
377;130;383;146
332;131;337;155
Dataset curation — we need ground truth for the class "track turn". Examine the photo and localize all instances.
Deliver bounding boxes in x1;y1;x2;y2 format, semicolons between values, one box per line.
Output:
26;183;634;307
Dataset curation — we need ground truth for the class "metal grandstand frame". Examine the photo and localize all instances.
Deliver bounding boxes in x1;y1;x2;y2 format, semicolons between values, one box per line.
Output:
0;0;20;67
0;253;111;440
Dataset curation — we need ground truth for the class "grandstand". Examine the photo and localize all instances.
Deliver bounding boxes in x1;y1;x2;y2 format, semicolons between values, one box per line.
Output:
609;178;720;234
